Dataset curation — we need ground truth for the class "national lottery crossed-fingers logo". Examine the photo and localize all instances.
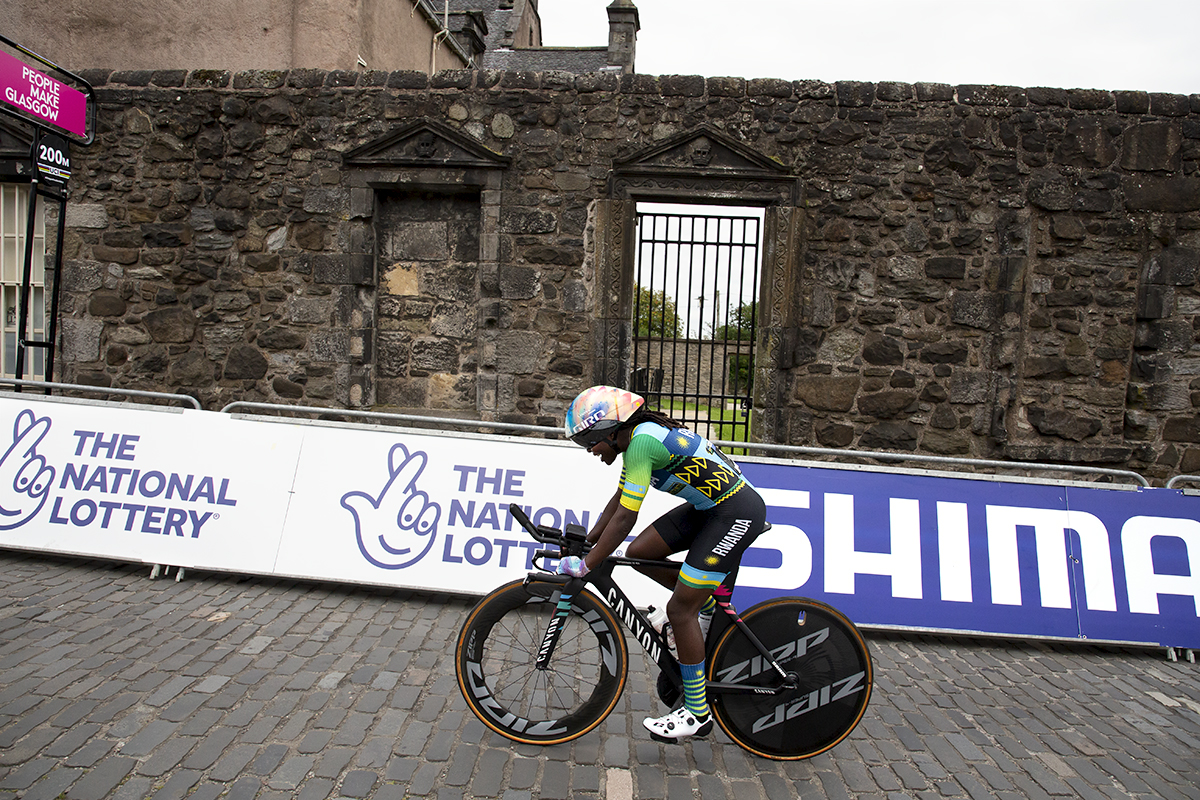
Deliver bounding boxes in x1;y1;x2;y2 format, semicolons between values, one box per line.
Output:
341;442;442;569
0;409;56;530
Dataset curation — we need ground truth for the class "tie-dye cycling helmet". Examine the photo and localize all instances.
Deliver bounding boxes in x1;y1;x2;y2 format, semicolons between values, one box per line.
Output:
564;385;645;448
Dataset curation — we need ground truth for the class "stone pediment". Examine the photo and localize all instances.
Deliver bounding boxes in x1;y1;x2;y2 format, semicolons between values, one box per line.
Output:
343;120;510;170
613;124;789;176
610;124;799;204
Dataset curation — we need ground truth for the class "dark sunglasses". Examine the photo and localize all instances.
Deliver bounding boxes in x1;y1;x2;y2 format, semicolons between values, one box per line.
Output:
571;428;615;449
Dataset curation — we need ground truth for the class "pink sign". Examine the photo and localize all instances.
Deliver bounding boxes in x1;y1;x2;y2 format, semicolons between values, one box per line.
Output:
0;49;88;139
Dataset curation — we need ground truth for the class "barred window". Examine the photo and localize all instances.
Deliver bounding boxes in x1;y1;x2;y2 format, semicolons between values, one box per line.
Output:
0;183;47;380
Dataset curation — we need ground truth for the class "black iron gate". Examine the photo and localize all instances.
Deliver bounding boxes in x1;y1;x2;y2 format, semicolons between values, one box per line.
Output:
631;207;762;445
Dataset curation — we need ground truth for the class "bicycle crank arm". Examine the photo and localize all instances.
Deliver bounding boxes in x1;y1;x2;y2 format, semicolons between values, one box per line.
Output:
706;680;791;696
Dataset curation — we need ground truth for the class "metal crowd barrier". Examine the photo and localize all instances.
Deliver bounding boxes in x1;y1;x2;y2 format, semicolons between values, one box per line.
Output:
0;378;201;410
219;400;1151;488
0;382;1162;488
715;440;1151;488
219;401;559;436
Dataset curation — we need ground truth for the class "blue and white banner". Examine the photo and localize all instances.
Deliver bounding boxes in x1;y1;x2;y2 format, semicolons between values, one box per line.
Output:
275;422;615;595
0;394;1196;649
0;398;297;573
736;464;1200;649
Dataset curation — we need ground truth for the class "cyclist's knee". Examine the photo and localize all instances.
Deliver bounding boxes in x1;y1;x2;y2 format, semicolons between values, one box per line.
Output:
666;590;706;620
625;539;651;559
627;528;670;560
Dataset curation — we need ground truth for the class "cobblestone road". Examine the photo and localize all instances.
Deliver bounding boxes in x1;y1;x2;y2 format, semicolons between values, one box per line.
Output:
1;550;1198;800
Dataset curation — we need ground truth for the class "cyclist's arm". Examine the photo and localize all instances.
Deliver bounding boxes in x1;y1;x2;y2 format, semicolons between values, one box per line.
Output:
582;430;665;571
587;489;623;545
583;503;638;571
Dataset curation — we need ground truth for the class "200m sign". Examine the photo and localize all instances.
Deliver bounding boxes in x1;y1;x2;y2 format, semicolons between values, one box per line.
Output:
34;133;70;187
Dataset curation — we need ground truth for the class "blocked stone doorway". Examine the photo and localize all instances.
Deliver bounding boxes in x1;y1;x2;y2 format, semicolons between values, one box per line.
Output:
374;189;482;411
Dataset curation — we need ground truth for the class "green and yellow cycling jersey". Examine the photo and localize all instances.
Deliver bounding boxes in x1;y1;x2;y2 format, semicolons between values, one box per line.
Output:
618;422;751;512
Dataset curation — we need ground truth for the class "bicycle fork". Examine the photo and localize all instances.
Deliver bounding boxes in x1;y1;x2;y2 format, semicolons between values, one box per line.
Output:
534;577;584;670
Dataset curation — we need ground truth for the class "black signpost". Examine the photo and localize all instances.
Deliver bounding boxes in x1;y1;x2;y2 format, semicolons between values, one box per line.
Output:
0;34;94;389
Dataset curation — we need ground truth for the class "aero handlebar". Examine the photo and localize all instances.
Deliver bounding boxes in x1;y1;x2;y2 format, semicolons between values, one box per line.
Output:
508;503;592;570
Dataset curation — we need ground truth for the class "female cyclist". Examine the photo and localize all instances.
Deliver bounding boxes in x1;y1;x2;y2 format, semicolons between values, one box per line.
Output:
558;385;767;742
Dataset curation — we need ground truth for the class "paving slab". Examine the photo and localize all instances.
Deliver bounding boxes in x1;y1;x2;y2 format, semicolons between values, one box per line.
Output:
1;550;1198;799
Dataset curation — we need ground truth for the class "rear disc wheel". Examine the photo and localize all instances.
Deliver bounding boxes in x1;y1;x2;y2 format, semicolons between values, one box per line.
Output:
708;597;872;760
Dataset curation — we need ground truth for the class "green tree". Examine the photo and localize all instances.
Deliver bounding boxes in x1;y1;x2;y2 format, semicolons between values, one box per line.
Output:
635;286;683;338
711;300;756;341
728;353;753;396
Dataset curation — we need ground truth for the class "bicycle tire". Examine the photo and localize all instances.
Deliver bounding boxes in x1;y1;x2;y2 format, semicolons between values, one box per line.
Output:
456;579;629;746
708;597;872;760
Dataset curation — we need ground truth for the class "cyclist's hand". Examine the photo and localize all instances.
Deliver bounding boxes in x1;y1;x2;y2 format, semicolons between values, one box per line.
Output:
557;555;589;578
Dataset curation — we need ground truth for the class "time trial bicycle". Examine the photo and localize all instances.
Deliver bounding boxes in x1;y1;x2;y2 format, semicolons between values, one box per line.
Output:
455;504;872;760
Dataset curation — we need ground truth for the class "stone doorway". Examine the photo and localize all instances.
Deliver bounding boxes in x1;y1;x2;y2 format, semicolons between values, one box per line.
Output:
632;202;763;445
375;189;482;411
343;119;508;415
596;125;804;445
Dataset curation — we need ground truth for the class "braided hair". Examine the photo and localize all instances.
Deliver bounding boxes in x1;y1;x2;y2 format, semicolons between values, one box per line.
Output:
620;403;685;432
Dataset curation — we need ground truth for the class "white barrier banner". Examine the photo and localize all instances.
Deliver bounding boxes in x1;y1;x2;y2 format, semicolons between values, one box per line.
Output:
279;424;609;593
0;397;298;573
0;396;676;606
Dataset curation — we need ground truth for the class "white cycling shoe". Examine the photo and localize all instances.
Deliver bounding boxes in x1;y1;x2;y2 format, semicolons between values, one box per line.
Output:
643;706;713;743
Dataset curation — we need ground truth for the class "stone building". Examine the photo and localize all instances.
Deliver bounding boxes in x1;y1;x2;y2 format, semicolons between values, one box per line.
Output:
5;0;640;76
7;0;474;74
16;68;1195;485
0;0;636;394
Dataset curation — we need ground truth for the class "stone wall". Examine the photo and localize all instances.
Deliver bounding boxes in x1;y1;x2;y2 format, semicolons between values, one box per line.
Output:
633;338;753;400
52;68;1200;482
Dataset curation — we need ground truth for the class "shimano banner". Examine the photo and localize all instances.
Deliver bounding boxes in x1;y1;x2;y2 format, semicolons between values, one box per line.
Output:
0;395;1196;649
736;465;1200;649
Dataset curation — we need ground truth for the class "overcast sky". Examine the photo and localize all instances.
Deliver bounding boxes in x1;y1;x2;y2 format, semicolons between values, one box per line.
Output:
537;0;1200;96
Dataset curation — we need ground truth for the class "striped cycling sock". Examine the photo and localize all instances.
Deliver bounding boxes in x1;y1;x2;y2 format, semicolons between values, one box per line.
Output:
680;660;710;720
700;596;717;615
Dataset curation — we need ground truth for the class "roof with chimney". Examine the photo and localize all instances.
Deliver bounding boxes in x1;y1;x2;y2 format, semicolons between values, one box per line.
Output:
440;0;639;73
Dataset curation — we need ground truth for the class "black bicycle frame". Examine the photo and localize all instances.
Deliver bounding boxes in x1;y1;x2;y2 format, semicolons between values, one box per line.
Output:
527;558;794;696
